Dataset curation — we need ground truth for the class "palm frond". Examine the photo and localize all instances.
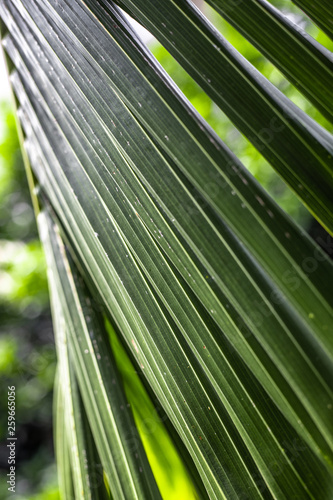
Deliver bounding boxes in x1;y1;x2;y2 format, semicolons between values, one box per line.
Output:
1;0;333;498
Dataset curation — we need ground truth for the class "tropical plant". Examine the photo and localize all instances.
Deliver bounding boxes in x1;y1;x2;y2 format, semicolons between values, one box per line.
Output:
1;0;333;499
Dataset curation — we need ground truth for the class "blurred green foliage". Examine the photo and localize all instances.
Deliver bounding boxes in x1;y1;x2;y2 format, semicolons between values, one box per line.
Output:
0;102;37;241
0;1;331;498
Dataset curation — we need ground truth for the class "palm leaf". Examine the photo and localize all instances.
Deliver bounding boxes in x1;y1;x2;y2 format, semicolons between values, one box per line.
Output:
292;0;333;41
51;271;102;500
53;303;109;500
39;209;161;500
1;0;333;498
106;321;206;499
54;369;75;500
3;0;333;351
113;0;333;231
202;0;333;122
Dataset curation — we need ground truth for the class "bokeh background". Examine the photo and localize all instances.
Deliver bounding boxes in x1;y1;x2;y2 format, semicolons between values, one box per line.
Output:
0;1;332;498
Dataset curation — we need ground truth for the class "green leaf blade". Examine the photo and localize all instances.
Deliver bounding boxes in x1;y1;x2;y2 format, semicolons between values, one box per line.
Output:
202;0;333;123
110;0;333;231
39;210;162;500
292;0;333;40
